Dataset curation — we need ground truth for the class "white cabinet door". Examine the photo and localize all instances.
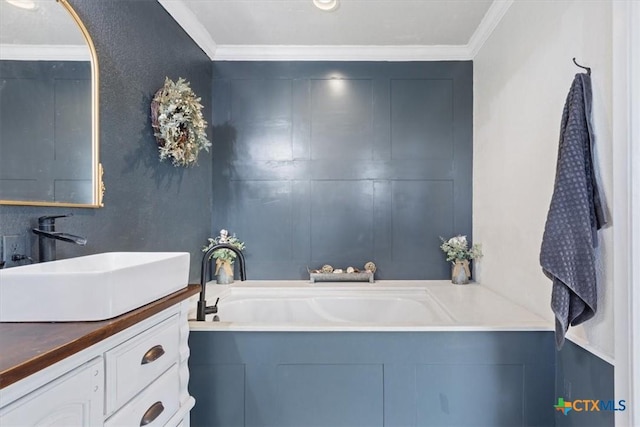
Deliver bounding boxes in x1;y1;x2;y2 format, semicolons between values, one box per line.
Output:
0;357;104;427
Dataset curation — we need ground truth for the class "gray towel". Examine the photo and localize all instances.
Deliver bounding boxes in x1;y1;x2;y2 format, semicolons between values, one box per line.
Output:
540;73;607;349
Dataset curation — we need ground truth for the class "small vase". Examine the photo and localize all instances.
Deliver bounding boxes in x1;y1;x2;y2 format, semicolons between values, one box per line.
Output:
451;259;471;285
215;260;234;284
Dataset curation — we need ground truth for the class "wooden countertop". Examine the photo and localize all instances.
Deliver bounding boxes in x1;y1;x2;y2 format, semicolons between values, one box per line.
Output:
0;284;200;389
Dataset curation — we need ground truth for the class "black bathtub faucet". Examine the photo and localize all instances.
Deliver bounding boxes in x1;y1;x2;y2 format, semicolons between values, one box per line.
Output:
197;244;246;321
32;214;87;263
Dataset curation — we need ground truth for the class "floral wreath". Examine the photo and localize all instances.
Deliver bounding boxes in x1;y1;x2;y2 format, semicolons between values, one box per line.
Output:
150;77;211;167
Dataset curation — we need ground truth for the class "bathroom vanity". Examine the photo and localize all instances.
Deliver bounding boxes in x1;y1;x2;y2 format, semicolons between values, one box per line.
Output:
0;285;199;427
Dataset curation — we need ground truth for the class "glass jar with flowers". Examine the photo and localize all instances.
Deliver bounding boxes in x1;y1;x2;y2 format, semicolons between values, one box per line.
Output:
203;229;245;284
440;235;482;284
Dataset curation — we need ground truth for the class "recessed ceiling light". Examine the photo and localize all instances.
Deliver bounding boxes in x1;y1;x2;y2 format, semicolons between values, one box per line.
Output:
313;0;339;12
5;0;38;10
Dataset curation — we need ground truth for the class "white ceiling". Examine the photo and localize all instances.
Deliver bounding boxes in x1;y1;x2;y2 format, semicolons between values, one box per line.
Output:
0;0;89;61
159;0;513;61
0;0;512;62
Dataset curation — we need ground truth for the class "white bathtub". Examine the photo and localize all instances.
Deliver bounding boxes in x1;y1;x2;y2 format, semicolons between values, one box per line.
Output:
189;280;552;331
211;288;452;324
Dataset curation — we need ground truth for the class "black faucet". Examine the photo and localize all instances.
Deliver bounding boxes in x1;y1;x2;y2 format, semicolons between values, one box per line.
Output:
32;214;87;262
197;244;246;321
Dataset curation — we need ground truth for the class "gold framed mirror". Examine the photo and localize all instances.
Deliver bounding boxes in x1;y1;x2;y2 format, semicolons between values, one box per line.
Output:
0;0;103;207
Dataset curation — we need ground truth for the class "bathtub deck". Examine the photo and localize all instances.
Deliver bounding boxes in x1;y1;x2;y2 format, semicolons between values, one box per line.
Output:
188;280;552;331
188;281;556;427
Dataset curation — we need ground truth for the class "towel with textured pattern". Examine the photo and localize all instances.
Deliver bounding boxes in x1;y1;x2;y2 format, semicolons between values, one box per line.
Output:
540;73;607;349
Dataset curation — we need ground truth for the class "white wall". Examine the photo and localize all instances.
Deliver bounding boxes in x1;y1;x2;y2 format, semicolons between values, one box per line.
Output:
613;2;640;423
474;0;614;360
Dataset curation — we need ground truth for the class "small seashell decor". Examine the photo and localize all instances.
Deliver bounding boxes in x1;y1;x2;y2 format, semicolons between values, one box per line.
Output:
321;264;334;273
309;261;376;283
364;261;377;273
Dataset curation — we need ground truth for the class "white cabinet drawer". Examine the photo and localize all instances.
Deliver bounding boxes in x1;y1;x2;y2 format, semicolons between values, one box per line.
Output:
105;314;179;414
105;363;179;427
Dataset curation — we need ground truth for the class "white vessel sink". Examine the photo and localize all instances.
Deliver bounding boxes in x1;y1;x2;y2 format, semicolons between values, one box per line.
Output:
0;252;190;322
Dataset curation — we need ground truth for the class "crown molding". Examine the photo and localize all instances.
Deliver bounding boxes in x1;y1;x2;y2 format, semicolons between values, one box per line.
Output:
467;0;514;58
0;44;89;61
213;45;473;61
159;0;512;61
158;0;217;59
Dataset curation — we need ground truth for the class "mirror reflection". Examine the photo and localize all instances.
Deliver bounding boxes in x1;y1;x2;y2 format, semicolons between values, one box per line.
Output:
0;0;102;207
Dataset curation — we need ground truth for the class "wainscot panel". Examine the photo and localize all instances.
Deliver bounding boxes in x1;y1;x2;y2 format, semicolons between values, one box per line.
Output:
555;340;615;427
188;331;554;427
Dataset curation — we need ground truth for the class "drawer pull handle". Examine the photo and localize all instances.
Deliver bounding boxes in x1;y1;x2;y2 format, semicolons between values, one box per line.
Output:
140;401;164;426
141;345;165;365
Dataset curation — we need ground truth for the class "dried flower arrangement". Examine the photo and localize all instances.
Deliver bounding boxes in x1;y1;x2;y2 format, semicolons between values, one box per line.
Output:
440;235;482;263
203;230;246;264
151;77;211;167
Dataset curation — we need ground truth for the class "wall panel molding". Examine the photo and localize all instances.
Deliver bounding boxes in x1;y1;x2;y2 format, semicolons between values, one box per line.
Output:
212;61;472;279
189;331;554;427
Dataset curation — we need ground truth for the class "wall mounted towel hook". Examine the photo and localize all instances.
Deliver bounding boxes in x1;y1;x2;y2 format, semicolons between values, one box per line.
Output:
572;57;591;76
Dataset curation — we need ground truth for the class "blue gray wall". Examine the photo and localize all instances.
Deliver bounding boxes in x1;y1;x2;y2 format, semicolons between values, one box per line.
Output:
1;35;472;283
0;0;212;280
555;340;615;426
211;61;473;280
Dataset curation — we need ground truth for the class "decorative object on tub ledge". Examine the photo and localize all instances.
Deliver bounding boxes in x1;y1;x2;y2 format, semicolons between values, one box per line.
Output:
452;259;471;285
150;77;210;167
364;261;377;273
309;262;375;283
440;235;482;285
203;229;245;284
